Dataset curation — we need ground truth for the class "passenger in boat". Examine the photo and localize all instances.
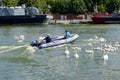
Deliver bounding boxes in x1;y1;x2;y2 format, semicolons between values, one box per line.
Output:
41;34;54;43
37;34;54;45
35;34;53;46
64;30;72;39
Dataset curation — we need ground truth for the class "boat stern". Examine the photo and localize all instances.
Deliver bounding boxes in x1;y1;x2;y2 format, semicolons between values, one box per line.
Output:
31;40;37;46
46;15;53;19
43;15;53;24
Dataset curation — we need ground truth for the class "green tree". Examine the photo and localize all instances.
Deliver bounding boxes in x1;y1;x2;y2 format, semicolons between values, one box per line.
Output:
37;0;48;14
106;0;120;13
83;0;109;13
3;0;18;7
68;0;86;14
3;0;120;14
83;0;93;13
48;0;86;14
18;0;48;14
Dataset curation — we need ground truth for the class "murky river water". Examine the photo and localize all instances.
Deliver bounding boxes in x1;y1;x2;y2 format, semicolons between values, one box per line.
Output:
0;24;120;80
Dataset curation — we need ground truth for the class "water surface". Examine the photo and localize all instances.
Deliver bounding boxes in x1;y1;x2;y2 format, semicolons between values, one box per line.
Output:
0;24;120;80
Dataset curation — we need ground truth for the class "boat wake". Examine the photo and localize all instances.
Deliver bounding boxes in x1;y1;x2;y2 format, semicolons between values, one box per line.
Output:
0;44;36;55
21;46;36;55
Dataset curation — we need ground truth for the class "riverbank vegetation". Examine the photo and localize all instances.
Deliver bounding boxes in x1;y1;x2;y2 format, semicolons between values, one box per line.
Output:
2;0;120;14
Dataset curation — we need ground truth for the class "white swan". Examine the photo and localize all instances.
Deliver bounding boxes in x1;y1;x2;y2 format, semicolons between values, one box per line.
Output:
19;35;25;40
85;49;94;54
72;47;79;59
103;54;108;60
14;35;25;43
94;35;98;39
74;51;79;58
65;46;70;56
102;48;108;60
85;43;94;54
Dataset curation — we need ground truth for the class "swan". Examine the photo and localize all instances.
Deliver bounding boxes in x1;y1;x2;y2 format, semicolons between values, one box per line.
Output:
14;35;25;43
85;43;94;54
65;46;70;56
103;53;108;60
99;38;106;42
85;49;94;54
74;51;79;58
19;35;25;40
94;35;98;39
102;49;108;60
72;46;80;58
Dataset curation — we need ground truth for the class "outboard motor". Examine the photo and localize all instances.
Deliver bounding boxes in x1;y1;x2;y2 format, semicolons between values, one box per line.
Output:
31;40;37;46
31;36;44;47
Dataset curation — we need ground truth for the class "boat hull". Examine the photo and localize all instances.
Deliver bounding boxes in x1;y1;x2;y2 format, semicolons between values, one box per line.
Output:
92;17;120;24
31;34;79;49
91;14;120;24
0;15;52;24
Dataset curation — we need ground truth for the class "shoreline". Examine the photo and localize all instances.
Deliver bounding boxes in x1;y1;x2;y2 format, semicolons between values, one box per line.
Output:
49;19;92;24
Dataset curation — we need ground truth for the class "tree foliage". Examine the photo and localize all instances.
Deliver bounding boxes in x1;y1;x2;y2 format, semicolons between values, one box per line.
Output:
48;0;86;14
106;0;120;13
1;0;120;14
3;0;18;7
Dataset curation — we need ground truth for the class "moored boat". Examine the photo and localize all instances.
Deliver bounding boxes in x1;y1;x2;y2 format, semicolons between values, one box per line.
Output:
91;13;120;24
0;0;53;25
31;34;79;49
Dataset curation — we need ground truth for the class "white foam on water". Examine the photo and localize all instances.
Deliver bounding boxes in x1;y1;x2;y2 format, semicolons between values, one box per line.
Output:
21;46;36;55
0;44;28;54
0;46;15;51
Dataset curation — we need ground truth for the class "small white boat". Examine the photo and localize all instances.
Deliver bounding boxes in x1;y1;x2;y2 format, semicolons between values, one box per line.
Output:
31;34;79;49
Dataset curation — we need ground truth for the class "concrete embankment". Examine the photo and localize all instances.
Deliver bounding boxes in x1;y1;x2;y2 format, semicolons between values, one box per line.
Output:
49;19;92;24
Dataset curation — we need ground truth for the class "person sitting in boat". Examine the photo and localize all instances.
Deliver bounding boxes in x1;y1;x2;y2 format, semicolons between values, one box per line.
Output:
35;34;54;46
44;34;53;43
64;30;72;39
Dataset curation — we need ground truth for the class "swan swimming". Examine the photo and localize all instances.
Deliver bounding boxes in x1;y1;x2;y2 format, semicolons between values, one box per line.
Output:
65;46;70;57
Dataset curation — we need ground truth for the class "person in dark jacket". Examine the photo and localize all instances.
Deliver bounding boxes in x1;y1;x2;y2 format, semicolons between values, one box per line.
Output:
44;34;52;43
